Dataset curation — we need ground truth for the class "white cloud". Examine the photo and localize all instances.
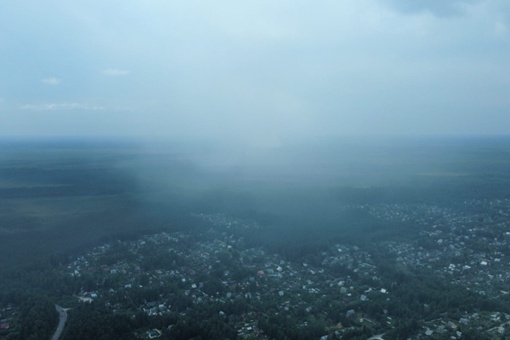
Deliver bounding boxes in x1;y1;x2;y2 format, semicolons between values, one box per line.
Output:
41;77;62;85
20;102;105;111
102;68;130;76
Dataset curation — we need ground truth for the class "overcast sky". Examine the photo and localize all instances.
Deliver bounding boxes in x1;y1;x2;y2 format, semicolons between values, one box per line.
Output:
0;1;508;143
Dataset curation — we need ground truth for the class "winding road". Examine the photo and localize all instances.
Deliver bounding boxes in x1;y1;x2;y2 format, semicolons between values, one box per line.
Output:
51;305;68;340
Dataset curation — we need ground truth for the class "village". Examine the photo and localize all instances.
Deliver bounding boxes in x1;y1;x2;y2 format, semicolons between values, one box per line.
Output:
57;198;510;339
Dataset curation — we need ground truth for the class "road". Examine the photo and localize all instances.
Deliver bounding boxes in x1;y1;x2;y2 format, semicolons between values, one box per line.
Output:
487;320;510;334
51;305;68;340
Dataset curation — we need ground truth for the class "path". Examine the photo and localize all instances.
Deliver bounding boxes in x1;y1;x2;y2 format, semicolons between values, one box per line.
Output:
51;305;68;340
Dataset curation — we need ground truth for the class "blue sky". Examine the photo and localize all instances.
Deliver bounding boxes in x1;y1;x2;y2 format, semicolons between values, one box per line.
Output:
0;1;508;143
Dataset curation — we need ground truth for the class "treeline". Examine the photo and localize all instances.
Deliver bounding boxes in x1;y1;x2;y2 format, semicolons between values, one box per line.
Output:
334;178;510;205
11;296;58;340
62;303;135;340
239;207;417;262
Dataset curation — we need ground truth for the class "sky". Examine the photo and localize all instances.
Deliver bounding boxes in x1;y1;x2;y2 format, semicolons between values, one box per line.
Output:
0;0;509;143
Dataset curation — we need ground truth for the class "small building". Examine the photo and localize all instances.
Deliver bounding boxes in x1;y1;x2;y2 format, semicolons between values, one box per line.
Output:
148;328;162;339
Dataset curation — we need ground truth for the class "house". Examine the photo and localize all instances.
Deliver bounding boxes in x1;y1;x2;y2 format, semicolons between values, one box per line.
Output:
148;329;162;339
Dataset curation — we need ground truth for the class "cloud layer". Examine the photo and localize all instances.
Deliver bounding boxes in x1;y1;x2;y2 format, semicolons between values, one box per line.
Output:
0;1;508;139
20;102;105;111
41;77;62;85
